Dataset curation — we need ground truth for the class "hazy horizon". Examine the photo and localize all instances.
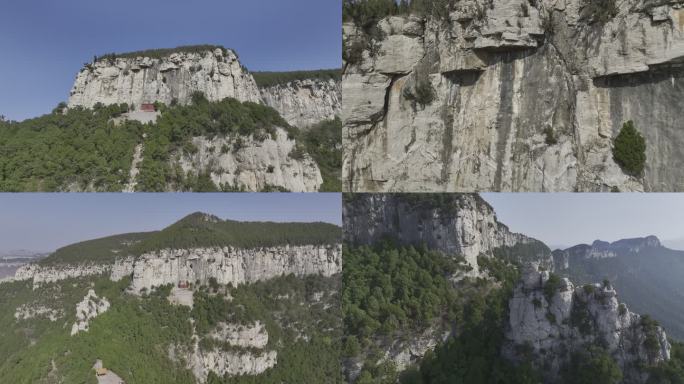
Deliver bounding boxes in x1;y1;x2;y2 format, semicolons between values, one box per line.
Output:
483;193;684;251
0;0;341;121
0;193;341;253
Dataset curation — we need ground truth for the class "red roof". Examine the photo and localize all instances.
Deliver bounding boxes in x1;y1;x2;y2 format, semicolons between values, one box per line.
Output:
140;103;156;112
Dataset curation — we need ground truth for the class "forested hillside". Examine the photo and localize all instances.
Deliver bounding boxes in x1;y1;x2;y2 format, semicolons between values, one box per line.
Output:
0;94;341;192
0;103;140;191
0;272;342;384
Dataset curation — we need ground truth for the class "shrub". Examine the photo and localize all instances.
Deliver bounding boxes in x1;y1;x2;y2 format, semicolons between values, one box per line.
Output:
583;0;618;24
191;91;208;105
544;273;562;303
618;303;627;316
613;120;646;176
344;40;366;65
563;346;622;384
404;79;435;107
544;127;558;145
546;312;556;324
532;298;542;308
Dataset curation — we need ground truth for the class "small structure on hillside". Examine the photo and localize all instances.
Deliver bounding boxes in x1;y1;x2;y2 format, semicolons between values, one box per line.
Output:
96;367;108;376
178;280;189;289
140;103;156;112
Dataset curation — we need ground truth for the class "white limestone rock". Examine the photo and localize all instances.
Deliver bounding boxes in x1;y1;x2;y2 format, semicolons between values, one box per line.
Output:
260;78;341;128
14;304;63;322
209;321;269;349
343;194;553;275
68;49;261;109
15;263;109;288
129;244;341;293
174;128;323;192
70;289;110;336
343;0;684;192
504;265;671;383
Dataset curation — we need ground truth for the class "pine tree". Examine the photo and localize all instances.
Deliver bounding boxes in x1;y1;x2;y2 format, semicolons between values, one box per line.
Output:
612;120;646;176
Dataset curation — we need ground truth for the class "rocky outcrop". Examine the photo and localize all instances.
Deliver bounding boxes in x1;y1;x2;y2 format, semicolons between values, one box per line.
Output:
68;48;261;109
260;78;341;128
504;265;671;383
14;263;109;288
209;321;269;349
70;289;110;336
343;194;552;274
110;257;135;282
343;0;684;192
173;129;323;192
129;244;341;292
181;321;277;382
14;304;63;322
192;348;277;381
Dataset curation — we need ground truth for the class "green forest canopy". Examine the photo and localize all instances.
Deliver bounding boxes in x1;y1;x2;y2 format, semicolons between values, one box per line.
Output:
95;45;231;61
0;272;343;384
252;69;341;88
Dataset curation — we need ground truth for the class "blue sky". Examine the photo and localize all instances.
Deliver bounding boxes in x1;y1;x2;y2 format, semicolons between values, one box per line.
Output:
0;193;341;253
0;0;341;121
483;193;684;250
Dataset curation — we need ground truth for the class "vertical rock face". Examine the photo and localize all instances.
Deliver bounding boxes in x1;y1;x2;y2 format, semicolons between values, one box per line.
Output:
504;265;671;383
174;129;323;192
68;48;261;109
343;194;552;274
260;78;342;128
128;245;342;292
343;0;684;192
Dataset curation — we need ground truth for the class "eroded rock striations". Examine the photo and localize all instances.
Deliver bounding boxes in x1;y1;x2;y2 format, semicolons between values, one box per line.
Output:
343;193;552;274
128;244;341;293
68;48;261;109
260;78;342;128
13;244;341;294
504;264;671;383
343;0;684;192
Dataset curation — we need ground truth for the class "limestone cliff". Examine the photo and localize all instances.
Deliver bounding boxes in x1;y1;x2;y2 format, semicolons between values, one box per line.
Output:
68;48;261;109
172;129;323;192
180;321;277;382
504;264;671;383
128;244;341;293
13;263;108;288
343;0;684;192
343;193;552;274
12;244;341;294
260;78;342;128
